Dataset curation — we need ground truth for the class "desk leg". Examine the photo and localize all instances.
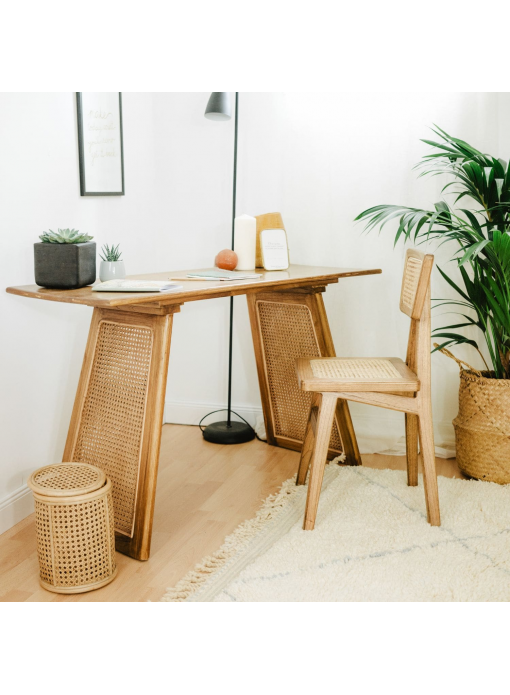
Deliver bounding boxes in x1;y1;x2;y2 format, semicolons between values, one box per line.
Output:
63;306;177;561
247;288;361;465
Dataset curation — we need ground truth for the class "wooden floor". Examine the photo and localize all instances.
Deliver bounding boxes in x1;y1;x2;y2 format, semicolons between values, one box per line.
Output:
0;424;462;602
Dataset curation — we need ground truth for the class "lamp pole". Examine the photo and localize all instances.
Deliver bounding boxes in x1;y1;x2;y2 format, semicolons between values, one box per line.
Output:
202;92;255;444
226;92;239;427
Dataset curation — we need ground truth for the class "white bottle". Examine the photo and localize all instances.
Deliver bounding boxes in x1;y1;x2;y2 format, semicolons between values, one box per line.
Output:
233;214;256;270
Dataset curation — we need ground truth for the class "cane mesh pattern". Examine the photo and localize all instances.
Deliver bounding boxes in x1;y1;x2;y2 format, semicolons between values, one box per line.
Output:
257;300;342;450
73;320;153;537
400;255;423;316
310;358;402;380
35;501;53;586
34;488;116;592
32;463;104;495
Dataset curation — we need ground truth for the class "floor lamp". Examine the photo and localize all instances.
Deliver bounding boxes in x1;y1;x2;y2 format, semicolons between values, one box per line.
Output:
202;92;256;445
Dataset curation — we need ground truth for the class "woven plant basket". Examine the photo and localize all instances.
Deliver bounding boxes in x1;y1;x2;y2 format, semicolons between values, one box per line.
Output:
438;346;510;484
27;462;117;594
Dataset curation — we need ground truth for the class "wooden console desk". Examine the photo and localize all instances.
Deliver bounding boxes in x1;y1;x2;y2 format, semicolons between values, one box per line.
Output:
7;264;381;560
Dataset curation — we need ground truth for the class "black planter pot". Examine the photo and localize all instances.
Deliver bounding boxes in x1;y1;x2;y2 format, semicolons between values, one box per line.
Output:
34;242;96;289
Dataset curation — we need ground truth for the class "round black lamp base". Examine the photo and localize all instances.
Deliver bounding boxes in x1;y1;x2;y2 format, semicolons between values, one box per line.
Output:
202;420;256;445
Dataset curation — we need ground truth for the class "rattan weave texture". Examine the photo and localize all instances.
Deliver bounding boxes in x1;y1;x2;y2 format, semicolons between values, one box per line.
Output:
453;370;510;484
256;300;342;450
400;255;423;316
31;463;105;496
72;320;153;537
28;463;117;594
310;358;402;380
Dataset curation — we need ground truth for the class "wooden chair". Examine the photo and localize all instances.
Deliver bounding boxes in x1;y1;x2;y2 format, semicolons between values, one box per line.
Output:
295;249;440;530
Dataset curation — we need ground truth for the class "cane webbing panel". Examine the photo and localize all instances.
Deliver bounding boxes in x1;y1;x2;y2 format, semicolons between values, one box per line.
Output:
310;358;402;380
72;320;153;537
256;300;342;450
400;255;423;316
31;463;105;497
35;501;54;586
34;490;116;592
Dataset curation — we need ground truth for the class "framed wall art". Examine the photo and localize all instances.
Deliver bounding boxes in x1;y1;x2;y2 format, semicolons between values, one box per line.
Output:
76;92;125;196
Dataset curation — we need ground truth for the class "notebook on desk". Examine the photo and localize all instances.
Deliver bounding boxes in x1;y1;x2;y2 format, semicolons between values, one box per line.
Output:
92;280;183;292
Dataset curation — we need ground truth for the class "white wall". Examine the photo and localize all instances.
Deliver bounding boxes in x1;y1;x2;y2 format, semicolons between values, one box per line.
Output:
1;91;507;530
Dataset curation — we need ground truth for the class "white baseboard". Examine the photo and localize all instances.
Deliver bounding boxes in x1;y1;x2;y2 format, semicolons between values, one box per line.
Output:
164;400;263;428
164;400;455;455
0;484;34;535
0;406;453;538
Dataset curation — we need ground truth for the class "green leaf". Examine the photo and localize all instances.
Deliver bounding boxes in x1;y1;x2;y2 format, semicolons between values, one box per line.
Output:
431;334;481;351
458;239;490;266
436;265;470;302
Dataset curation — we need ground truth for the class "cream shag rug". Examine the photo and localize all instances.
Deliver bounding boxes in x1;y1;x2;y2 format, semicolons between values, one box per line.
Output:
161;465;510;602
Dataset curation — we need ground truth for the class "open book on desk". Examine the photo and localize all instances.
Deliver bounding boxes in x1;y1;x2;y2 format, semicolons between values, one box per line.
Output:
92;280;183;292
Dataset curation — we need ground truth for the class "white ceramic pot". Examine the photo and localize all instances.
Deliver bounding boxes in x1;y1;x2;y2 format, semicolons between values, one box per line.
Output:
99;260;126;282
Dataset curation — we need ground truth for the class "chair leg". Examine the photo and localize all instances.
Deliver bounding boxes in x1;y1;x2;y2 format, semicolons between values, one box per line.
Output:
303;393;337;530
335;398;362;466
296;393;320;486
405;413;419;487
417;407;440;526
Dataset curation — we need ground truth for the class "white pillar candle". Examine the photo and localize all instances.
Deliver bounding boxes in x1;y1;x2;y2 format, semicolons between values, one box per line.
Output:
233;214;256;270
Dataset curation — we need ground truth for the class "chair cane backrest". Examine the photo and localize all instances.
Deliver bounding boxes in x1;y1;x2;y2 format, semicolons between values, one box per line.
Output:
400;248;434;320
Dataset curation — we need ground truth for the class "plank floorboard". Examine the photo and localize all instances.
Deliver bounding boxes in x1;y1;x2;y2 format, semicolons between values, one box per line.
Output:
0;424;462;602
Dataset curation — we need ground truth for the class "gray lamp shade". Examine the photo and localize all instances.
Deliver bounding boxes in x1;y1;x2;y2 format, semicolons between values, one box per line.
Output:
204;92;231;121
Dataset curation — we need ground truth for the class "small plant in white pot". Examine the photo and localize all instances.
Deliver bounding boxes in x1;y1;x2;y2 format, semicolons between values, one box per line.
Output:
99;244;126;282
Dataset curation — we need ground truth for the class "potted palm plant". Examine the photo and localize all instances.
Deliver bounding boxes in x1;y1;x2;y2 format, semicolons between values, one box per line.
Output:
356;126;510;483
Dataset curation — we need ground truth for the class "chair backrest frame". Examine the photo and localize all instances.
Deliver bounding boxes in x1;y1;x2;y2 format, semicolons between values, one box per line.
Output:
401;249;434;392
400;248;434;320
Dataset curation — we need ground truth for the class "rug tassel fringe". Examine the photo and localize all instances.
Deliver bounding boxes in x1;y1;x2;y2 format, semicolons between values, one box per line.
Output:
161;456;347;602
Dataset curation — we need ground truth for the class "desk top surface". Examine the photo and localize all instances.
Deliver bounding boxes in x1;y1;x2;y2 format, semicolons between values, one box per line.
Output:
6;264;382;309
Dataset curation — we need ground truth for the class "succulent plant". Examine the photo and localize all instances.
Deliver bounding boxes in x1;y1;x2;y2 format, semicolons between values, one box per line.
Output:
100;244;123;262
39;228;93;244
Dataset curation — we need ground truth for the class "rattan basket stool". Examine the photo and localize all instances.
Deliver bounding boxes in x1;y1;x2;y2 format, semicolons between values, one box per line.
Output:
27;462;117;594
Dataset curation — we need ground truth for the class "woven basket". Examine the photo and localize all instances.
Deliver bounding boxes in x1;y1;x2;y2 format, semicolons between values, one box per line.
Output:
437;346;510;484
27;462;117;594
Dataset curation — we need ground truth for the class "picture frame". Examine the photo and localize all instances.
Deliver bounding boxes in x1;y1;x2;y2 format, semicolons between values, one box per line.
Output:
260;228;290;270
76;92;125;196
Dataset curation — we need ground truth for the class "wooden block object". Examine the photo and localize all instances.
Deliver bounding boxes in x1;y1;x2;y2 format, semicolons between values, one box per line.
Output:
255;212;285;268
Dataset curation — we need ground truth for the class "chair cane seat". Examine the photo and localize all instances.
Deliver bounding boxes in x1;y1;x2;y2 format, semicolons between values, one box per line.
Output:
296;356;420;392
